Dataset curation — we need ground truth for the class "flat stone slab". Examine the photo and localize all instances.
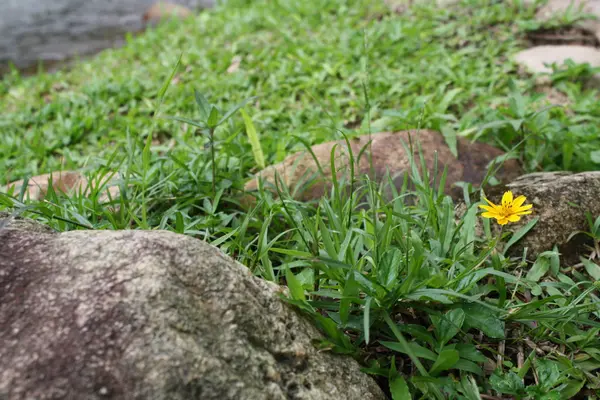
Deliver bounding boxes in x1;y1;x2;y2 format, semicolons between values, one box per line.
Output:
532;0;600;40
514;45;600;79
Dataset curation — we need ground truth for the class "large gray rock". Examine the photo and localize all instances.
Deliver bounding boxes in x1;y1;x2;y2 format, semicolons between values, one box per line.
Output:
465;171;600;261
0;0;214;73
0;217;385;400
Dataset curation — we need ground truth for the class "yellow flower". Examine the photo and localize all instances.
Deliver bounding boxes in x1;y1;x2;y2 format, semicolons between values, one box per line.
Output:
479;191;533;225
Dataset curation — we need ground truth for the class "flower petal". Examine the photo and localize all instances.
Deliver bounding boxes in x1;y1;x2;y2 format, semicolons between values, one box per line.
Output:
479;205;497;212
514;210;532;216
481;212;499;218
502;191;513;206
483;198;502;213
507;214;521;222
512;195;527;208
497;218;509;225
513;204;533;212
483;197;496;206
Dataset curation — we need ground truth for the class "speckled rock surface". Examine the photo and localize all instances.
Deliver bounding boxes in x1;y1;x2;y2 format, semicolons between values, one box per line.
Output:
461;171;600;261
243;130;522;206
0;218;386;400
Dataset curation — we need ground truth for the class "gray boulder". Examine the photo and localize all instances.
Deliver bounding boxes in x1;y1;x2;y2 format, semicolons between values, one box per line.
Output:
462;171;600;261
0;216;385;400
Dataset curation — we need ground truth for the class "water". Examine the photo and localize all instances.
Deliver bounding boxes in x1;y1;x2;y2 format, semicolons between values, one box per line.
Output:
0;0;215;73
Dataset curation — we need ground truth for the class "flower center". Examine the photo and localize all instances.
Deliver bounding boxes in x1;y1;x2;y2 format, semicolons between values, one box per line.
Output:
500;203;512;216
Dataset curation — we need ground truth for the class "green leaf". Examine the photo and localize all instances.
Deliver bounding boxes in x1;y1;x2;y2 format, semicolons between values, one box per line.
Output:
458;203;478;257
194;90;211;122
535;359;561;390
364;297;372;345
174;211;184;234
455;343;487;363
240;108;265;169
217;96;258;126
490;371;524;395
580;257;600;281
526;256;550;282
295;268;314;289
269;248;313;258
378;248;401;289
454;359;483;375
207;106;220;128
380;341;438;361
461;303;505;339
429;349;459;375
285;268;306;301
432;308;465;346
560;380;585;399
591;149;600;164
460;375;482;400
441;125;458;157
340;273;359;325
142;132;153;172
563;140;574;170
389;375;411;400
312;314;353;352
503;217;538;255
164;115;206;129
318;217;338;259
154;52;181;116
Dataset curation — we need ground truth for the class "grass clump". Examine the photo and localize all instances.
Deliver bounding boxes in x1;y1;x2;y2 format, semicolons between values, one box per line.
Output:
272;147;600;398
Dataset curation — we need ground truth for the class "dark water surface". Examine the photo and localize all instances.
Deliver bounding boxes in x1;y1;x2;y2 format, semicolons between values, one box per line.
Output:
1;0;214;73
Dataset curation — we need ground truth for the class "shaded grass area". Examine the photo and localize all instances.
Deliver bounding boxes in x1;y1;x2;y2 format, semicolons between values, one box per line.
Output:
1;0;600;398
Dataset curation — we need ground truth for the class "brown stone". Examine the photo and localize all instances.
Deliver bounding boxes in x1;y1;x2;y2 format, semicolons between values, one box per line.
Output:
3;170;120;203
142;2;193;23
0;215;386;400
242;130;522;206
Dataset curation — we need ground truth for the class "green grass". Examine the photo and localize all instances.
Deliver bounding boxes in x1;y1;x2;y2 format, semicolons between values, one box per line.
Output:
1;0;600;398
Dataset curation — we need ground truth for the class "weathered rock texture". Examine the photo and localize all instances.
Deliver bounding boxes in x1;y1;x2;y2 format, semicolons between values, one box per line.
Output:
243;130;522;205
0;217;386;400
468;171;600;261
0;0;212;73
